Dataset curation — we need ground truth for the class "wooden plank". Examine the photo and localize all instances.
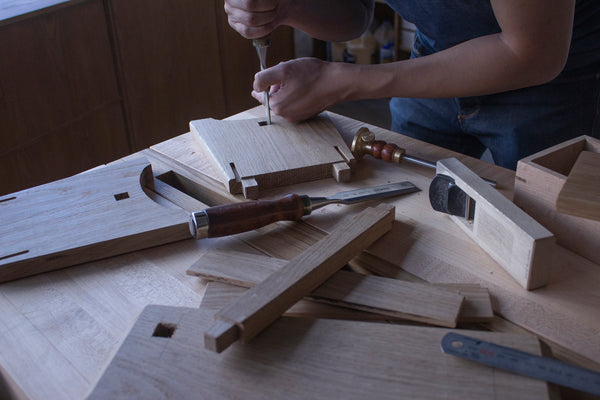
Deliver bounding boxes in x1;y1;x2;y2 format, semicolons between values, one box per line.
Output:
0;157;191;282
189;250;488;326
514;135;600;265
89;304;554;400
200;281;391;321
204;204;395;352
190;114;355;198
556;151;600;221
436;157;555;290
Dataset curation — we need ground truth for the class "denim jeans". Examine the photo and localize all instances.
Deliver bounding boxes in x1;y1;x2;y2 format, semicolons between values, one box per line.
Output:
390;31;600;170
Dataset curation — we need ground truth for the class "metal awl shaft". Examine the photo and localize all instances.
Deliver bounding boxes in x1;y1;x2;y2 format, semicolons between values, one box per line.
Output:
253;38;271;125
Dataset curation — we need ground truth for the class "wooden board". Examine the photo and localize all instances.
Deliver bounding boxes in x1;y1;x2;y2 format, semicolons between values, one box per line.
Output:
0;157;191;282
514;135;600;266
190;114;355;198
436;157;555;290
204;204;395;352
189;250;476;326
88;305;554;400
556;150;600;221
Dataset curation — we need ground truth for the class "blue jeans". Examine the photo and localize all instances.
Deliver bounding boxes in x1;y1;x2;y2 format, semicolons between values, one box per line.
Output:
390;31;600;170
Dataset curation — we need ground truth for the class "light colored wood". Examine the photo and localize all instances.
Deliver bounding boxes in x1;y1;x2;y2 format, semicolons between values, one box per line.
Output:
146;109;600;368
436;157;555;290
514;135;600;265
201;281;394;321
89;305;554;400
189;250;490;326
556;150;600;221
190;114;355;198
205;204;395;352
1;109;598;399
0;157;192;283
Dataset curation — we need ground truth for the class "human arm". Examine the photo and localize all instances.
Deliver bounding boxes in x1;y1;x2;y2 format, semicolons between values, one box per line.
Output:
253;0;575;121
224;0;374;41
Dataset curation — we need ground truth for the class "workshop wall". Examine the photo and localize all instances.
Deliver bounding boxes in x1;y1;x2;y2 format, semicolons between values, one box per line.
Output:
0;0;294;196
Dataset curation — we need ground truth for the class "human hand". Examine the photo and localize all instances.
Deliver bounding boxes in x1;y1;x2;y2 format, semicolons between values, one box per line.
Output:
224;0;289;39
252;58;351;122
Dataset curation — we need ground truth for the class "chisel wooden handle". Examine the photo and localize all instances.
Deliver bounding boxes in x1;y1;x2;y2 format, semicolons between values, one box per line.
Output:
189;194;309;239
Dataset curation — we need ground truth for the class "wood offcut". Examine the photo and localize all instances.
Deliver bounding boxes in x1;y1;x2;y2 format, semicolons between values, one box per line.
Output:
204;203;395;352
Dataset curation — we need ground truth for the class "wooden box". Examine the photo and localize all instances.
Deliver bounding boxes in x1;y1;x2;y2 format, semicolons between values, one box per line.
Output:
514;135;600;265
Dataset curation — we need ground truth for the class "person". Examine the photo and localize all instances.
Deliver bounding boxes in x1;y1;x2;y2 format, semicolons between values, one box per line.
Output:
223;0;600;169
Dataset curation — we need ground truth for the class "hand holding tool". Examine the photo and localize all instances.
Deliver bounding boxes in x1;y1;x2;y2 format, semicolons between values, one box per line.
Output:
442;332;600;396
253;37;271;125
351;127;496;186
189;181;419;239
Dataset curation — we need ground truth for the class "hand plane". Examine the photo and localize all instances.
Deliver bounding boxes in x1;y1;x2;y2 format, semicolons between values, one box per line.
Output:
428;157;555;290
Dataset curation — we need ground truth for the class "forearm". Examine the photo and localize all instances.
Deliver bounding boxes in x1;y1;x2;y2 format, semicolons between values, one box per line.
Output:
279;0;374;41
343;31;571;101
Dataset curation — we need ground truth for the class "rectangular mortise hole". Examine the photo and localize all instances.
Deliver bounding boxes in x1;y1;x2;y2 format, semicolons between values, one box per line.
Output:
152;323;177;338
258;120;268;127
114;192;130;201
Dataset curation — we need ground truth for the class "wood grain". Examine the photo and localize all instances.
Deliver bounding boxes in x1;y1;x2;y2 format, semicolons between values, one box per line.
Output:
514;135;600;265
154;109;600;366
201;281;392;321
0;157;191;282
106;0;227;151
0;0;129;195
436;157;555;290
190;115;355;198
556;151;600;221
89;305;554;400
189;250;490;326
205;204;395;352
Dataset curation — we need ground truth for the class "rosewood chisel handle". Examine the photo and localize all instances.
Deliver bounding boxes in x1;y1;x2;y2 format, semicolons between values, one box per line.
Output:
189;194;309;239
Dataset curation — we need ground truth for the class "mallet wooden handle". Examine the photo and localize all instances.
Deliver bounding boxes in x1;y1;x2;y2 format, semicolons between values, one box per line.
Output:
189;194;308;239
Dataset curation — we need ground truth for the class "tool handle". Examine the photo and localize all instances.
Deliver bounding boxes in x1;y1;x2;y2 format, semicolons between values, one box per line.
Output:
368;140;406;164
190;194;308;239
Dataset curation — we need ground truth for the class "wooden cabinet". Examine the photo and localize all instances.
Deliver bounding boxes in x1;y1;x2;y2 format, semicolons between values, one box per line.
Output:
0;0;129;195
0;0;294;195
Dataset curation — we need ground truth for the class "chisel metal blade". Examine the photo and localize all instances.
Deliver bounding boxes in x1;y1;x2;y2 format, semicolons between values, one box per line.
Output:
309;181;420;210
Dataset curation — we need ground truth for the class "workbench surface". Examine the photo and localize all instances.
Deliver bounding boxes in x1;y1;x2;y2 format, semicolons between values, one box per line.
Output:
1;108;599;399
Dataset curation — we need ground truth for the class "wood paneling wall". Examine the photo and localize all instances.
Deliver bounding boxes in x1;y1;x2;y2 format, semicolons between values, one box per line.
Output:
0;0;128;195
0;0;295;196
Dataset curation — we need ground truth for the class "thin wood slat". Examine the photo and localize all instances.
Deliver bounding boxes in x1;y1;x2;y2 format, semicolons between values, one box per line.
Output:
204;203;395;352
556;150;600;221
189;250;480;327
200;281;391;321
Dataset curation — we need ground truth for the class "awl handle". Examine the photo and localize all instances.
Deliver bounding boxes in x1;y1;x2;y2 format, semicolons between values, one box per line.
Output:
189;194;309;239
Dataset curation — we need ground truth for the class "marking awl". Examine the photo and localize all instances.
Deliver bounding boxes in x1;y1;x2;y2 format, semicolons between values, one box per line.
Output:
253;37;271;125
189;181;419;239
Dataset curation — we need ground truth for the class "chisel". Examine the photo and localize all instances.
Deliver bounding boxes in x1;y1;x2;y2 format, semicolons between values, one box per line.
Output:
253;37;271;125
189;181;419;239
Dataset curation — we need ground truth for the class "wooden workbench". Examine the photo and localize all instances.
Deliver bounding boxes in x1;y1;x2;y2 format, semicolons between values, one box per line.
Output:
1;107;599;399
